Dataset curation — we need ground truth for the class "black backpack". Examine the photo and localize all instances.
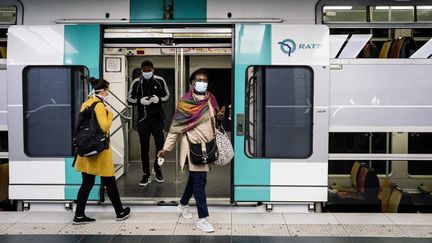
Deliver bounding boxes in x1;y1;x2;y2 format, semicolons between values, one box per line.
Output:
73;101;110;158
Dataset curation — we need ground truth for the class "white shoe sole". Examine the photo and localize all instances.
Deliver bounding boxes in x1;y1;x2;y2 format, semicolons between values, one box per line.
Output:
72;221;95;225
116;214;130;221
139;178;151;186
197;224;214;233
177;205;193;219
152;169;165;183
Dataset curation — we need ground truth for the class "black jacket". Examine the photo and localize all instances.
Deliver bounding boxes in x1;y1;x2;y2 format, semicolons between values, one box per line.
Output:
127;75;170;122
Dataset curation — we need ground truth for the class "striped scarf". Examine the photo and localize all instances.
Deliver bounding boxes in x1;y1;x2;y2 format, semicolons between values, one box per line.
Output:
169;90;219;134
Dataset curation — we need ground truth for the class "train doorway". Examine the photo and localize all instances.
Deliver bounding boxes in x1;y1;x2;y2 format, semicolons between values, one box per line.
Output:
102;27;233;203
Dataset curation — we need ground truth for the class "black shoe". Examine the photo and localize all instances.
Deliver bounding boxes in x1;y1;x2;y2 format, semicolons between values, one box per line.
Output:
139;174;151;186
153;167;164;183
73;215;96;225
116;207;131;221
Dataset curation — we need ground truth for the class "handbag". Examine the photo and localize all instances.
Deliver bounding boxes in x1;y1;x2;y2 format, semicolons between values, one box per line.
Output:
186;115;219;165
214;125;234;166
188;137;218;165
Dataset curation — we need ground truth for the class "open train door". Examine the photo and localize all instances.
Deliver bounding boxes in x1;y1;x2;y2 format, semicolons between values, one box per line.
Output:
232;24;330;209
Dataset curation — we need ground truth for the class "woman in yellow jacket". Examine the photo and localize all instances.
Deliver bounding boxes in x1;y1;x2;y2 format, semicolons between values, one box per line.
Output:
73;78;130;225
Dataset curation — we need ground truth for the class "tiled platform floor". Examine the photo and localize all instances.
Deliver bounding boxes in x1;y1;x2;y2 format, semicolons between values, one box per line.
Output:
1;211;431;239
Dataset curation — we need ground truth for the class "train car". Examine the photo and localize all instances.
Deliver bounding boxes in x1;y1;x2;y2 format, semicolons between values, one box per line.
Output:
0;0;432;213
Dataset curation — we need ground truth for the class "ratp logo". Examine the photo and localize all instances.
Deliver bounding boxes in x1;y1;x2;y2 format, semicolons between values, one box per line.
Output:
278;39;296;57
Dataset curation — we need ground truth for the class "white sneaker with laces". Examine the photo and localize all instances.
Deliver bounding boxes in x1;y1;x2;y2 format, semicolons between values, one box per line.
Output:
178;204;193;219
196;218;214;233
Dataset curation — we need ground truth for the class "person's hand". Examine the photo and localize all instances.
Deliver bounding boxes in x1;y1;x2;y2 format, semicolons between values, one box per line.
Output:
157;149;166;158
216;106;225;120
140;97;152;105
149;95;159;104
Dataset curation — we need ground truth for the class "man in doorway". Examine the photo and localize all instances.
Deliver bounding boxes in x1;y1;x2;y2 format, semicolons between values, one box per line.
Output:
127;60;170;186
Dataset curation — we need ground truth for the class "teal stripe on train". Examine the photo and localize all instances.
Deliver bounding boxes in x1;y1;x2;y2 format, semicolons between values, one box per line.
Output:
64;24;101;200
130;0;206;22
234;24;272;201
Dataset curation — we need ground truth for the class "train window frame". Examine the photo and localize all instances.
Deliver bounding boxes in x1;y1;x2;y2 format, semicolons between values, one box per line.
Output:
244;65;314;159
22;65;89;158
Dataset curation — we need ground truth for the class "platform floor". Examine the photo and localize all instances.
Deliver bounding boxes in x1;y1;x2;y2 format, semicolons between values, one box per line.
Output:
1;211;431;242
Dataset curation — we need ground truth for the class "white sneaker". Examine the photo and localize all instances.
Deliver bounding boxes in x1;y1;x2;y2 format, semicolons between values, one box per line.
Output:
196;218;214;233
177;204;193;219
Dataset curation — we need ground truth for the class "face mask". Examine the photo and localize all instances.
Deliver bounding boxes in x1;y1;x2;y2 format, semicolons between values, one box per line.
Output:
142;71;153;79
102;93;110;102
194;81;208;93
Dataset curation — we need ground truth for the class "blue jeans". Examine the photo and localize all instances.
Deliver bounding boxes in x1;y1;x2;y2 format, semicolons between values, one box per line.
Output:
180;171;209;219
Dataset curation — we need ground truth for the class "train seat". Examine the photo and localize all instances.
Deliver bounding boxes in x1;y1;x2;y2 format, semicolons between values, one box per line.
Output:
379;40;393;58
330;161;362;193
357;43;379;58
388;37;418;58
418;185;432;194
378;178;395;213
335;166;379;201
326;166;381;212
387;187;416;213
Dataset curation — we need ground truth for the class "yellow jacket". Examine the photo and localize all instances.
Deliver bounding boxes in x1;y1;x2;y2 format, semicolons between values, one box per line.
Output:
75;97;115;177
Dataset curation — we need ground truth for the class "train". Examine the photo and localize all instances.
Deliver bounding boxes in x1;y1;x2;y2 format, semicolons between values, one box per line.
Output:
0;0;431;213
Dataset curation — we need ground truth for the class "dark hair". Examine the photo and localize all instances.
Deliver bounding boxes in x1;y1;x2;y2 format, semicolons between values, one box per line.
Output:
89;77;110;91
132;68;142;80
141;60;154;69
189;69;209;83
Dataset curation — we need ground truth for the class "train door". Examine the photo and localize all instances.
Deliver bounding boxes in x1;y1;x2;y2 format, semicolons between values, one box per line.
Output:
232;24;330;207
103;27;233;202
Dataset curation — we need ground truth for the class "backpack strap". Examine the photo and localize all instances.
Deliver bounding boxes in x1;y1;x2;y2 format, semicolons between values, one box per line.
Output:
71;154;78;167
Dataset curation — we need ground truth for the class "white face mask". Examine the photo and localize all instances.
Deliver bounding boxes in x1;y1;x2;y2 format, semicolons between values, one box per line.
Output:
102;93;110;102
194;81;208;93
142;71;153;79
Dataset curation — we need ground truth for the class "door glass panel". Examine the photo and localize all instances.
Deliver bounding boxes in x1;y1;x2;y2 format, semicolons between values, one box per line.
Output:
245;65;313;158
23;66;88;157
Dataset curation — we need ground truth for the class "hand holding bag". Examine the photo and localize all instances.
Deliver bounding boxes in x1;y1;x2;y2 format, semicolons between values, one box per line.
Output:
215;125;234;166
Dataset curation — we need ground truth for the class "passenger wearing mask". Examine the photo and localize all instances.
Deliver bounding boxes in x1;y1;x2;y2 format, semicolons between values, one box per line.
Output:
74;78;130;224
127;60;170;186
157;70;224;233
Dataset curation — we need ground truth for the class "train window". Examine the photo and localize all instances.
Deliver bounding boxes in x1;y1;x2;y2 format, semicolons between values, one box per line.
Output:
245;66;313;158
0;131;7;152
23;66;88;157
319;2;432;24
329;133;391;175
407;133;432;175
417;6;432;22
0;7;16;25
323;6;367;23
371;6;414;22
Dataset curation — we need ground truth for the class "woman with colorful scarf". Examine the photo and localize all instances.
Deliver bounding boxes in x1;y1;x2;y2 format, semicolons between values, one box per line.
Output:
157;70;223;233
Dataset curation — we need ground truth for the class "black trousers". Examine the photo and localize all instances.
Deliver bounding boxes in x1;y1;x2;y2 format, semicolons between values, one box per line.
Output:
180;171;209;219
75;172;123;217
137;115;165;176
